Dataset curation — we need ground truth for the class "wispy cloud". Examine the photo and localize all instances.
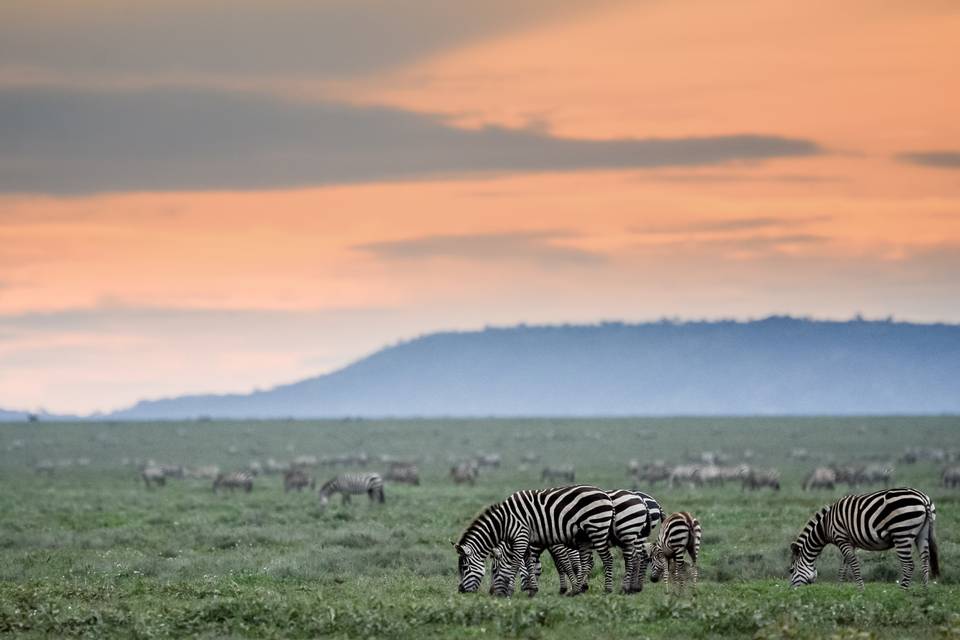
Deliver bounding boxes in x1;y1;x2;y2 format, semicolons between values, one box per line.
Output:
896;151;960;169
0;86;823;194
634;215;829;235
354;231;603;266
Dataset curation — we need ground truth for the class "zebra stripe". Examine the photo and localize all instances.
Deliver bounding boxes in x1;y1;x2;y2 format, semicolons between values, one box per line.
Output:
455;485;615;596
493;489;663;595
790;487;939;589
318;472;385;506
649;511;702;592
213;470;254;493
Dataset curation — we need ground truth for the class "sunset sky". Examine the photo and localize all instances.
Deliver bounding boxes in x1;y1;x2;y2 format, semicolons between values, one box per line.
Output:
2;0;959;414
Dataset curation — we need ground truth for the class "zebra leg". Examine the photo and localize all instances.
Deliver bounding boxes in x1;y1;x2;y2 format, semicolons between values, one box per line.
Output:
342;493;351;505
597;546;615;593
837;540;863;589
894;537;915;589
620;541;637;593
631;544;649;592
575;548;594;594
674;556;686;593
546;546;570;594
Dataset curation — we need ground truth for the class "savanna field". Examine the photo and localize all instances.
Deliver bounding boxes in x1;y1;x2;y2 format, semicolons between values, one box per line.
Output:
1;417;958;639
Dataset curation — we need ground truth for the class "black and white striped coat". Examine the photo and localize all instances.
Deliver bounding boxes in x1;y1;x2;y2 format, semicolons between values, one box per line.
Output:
213;470;253;493
498;489;663;595
789;487;939;589
455;485;616;596
649;511;702;591
318;472;385;506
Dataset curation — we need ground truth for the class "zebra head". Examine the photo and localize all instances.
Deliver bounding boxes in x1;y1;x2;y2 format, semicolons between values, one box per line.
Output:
648;542;666;582
788;541;818;586
454;542;485;593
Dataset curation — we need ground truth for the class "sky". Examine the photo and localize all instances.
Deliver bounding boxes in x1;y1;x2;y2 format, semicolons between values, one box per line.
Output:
1;0;959;414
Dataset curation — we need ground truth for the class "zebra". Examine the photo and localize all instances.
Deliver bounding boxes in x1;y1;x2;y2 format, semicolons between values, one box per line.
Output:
494;489;663;595
213;470;253;493
318;472;384;507
943;466;960;488
454;485;616;596
141;465;167;488
283;468;314;492
450;462;478;485
742;468;781;491
649;511;702;592
789;487;939;590
540;466;575;483
803;467;837;490
385;464;420;485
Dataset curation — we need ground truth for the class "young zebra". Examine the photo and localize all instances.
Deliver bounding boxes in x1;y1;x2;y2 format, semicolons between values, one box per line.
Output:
318;472;384;507
789;487;939;589
454;485;616;596
649;511;702;592
213;470;253;493
495;489;663;595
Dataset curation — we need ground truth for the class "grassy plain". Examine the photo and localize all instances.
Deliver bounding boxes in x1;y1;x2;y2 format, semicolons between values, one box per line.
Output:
0;417;958;638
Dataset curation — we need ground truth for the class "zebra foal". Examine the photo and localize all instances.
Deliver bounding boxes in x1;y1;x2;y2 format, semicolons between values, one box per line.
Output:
649;511;702;592
789;487;939;589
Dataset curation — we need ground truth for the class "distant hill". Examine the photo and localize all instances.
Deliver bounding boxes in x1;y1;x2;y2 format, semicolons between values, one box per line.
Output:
108;317;960;419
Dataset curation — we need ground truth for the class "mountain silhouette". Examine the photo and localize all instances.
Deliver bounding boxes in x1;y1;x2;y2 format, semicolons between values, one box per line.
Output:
101;317;959;419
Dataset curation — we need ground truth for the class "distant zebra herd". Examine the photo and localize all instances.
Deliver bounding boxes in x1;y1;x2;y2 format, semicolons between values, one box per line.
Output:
456;484;939;596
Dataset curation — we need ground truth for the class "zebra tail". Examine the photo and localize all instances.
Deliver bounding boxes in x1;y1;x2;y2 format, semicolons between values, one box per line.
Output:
928;507;940;579
688;518;702;564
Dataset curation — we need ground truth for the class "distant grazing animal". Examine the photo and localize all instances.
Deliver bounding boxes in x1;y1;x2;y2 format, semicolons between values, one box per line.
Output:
790;487;938;590
455;485;615;596
832;465;866;488
475;453;501;470
632;462;670;486
159;464;184;479
450;462;478;485
283;468;314;492
649;512;702;592
385;464;420;486
264;458;290;475
187;465;220;480
669;464;702;488
141;465;167;488
318;472;384;507
541;466;575;483
213;471;254;493
943;466;960;488
742;468;781;491
34;459;56;475
292;455;319;468
862;463;894;486
803;467;837;490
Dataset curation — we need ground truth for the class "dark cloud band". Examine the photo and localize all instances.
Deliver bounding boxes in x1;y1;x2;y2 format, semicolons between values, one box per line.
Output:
897;151;960;169
0;87;822;194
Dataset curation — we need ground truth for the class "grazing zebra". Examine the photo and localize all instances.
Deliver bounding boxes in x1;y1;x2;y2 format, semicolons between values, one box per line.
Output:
450;462;478;485
141;465;166;488
455;485;616;596
789;487;939;590
943;466;960;488
283;468;314;492
649;511;702;592
742;468;781;491
385;464;420;485
318;472;384;507
34;459;56;475
803;467;837;490
540;466;575;483
496;489;663;595
213;470;253;493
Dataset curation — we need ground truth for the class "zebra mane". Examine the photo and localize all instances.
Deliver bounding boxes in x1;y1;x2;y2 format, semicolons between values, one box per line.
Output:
792;505;830;553
456;501;505;547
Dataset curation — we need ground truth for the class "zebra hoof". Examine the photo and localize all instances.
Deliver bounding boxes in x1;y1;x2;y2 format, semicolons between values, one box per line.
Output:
558;587;568;595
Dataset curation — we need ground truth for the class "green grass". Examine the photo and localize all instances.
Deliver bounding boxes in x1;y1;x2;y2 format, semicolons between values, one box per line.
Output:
0;417;958;638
